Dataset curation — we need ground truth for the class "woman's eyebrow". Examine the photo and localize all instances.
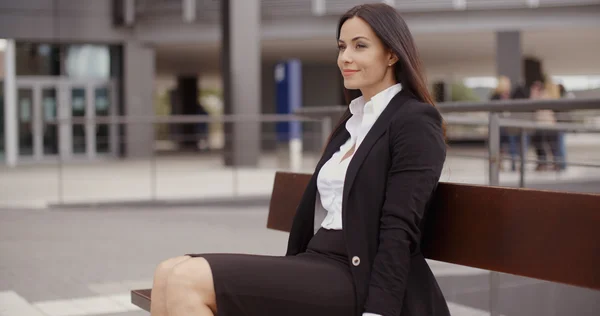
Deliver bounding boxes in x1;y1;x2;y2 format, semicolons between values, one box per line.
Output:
338;36;370;43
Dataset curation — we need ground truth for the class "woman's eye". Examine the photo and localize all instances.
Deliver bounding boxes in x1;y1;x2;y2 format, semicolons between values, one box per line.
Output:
337;45;346;51
356;43;366;49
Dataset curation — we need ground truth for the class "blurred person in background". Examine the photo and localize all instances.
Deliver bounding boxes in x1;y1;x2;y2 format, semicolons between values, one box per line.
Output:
149;3;449;316
554;83;574;171
196;101;210;151
531;78;560;171
490;76;520;171
507;83;533;170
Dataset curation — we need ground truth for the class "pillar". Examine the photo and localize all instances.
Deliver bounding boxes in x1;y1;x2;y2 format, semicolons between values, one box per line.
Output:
496;31;523;89
3;39;17;167
221;0;261;166
124;41;155;157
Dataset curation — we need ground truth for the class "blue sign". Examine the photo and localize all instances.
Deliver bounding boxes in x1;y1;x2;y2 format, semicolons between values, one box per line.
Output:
275;59;302;142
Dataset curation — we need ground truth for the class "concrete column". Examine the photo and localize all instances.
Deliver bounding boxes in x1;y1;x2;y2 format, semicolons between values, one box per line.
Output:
221;0;261;166
3;39;17;167
124;41;155;157
496;31;523;89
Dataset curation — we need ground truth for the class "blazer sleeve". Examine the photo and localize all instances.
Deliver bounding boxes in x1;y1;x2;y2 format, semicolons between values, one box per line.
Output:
363;103;446;316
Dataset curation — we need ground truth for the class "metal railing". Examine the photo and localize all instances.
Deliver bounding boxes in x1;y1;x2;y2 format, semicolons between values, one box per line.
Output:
24;114;331;206
297;97;600;187
443;114;600;187
4;98;598;207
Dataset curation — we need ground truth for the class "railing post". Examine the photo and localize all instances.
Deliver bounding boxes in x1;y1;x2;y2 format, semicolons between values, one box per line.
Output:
321;117;332;148
150;121;157;201
520;129;528;188
488;112;501;316
58;131;64;205
488;113;501;186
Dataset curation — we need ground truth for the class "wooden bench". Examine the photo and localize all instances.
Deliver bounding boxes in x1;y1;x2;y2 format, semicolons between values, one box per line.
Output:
131;171;600;312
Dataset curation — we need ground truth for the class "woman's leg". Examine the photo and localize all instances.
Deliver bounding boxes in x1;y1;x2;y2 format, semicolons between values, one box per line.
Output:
554;132;567;170
533;132;547;170
166;257;217;316
547;132;561;170
150;256;192;316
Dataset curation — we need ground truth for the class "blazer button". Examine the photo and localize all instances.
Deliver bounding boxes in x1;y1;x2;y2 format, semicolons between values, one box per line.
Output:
351;256;361;266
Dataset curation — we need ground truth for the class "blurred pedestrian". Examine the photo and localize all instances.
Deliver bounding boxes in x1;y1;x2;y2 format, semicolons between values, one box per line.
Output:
490;76;520;171
531;79;560;171
553;83;574;171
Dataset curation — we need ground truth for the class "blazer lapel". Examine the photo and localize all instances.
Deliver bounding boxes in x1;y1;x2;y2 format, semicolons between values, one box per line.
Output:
342;90;413;216
316;118;351;173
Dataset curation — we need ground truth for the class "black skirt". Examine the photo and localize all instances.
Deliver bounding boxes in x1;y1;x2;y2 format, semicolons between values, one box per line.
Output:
187;228;356;316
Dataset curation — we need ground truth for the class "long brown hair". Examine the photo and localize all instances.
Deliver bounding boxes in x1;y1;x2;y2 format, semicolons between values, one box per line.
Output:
327;3;446;142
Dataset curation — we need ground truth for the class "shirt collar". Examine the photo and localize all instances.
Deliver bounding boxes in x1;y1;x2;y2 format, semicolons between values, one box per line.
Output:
348;83;402;117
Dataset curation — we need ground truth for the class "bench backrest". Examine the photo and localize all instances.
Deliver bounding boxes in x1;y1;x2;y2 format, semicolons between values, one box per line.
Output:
267;171;600;291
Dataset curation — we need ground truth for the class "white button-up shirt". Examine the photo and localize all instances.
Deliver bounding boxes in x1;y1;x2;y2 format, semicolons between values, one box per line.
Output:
315;83;402;231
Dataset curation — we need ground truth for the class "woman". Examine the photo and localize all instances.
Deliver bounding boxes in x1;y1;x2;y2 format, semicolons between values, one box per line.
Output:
490;76;521;171
151;4;449;316
531;79;559;171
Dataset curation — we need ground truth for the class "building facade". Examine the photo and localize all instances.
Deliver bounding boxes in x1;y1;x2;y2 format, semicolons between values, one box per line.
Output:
1;0;600;166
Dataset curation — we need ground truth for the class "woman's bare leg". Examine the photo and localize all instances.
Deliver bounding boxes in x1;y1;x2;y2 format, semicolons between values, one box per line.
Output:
150;256;192;316
166;257;217;316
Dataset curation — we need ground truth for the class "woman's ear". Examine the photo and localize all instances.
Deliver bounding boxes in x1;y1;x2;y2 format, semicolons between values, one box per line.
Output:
388;52;399;67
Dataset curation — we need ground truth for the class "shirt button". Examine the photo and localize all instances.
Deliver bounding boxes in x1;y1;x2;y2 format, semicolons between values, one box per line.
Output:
352;256;361;266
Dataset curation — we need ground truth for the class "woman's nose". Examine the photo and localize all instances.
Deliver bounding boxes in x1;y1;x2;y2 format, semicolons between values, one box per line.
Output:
340;49;353;63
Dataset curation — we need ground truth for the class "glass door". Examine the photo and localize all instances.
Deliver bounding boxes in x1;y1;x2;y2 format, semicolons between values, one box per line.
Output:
94;86;111;154
13;82;57;160
69;86;87;155
13;80;61;160
17;87;34;157
14;77;117;162
41;86;59;156
66;80;117;159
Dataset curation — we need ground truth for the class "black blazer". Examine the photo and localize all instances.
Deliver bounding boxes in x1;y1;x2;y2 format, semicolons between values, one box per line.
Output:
286;89;450;316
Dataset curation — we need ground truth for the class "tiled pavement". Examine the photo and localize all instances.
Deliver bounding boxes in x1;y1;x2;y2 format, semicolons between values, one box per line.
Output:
1;204;599;316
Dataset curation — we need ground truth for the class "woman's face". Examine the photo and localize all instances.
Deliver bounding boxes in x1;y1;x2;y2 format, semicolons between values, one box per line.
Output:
337;17;397;99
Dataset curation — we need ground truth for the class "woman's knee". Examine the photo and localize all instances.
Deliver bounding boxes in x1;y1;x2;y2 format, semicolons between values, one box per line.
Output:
154;256;191;284
167;257;216;301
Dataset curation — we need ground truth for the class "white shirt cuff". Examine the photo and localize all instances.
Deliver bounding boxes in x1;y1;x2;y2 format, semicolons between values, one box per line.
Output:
363;313;382;316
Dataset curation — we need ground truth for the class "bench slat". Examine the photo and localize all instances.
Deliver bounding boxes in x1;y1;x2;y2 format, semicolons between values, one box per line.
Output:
131;289;152;312
423;182;600;290
267;172;312;233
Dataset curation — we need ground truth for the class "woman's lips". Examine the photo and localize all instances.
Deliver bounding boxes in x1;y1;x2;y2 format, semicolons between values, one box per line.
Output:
342;70;359;76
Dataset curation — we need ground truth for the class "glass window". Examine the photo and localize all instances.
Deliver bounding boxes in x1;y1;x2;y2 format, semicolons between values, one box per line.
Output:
65;45;111;79
95;87;110;153
15;43;61;76
15;42;117;79
71;88;87;154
